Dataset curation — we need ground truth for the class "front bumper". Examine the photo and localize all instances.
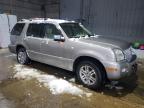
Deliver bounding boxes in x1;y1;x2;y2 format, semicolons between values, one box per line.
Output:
103;55;137;80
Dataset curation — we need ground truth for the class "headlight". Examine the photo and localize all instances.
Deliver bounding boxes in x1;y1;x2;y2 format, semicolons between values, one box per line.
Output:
113;48;125;61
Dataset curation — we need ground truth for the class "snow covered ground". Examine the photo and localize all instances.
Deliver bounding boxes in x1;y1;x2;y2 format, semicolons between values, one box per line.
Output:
134;49;144;59
0;93;15;108
13;64;92;97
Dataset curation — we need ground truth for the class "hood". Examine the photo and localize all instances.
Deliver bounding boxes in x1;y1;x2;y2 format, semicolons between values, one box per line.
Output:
78;36;131;50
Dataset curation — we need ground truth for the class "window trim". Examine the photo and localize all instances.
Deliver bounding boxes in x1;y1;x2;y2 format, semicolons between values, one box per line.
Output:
11;23;25;36
26;23;44;39
43;23;63;40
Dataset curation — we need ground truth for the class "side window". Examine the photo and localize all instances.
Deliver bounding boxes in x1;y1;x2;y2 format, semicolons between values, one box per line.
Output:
11;23;25;35
44;24;61;39
26;24;44;38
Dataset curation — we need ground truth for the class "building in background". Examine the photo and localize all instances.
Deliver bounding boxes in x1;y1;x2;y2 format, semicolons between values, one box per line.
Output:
0;0;143;42
0;0;59;20
60;0;144;42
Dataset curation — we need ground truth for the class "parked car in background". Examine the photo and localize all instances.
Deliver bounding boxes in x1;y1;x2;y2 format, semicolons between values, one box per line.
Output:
9;18;137;89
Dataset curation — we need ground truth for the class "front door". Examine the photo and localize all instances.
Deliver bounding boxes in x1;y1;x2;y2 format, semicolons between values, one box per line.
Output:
40;24;67;68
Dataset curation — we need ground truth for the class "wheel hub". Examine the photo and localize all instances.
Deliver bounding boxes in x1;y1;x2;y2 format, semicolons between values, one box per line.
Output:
18;51;26;64
79;65;97;85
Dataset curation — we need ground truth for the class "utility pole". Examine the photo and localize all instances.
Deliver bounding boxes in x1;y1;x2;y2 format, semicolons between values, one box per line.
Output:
58;0;60;19
10;0;13;14
80;0;84;23
88;0;92;25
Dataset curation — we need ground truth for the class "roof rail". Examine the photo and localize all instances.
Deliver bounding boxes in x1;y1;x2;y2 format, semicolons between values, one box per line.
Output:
20;18;51;22
20;19;29;21
19;18;75;23
29;18;50;21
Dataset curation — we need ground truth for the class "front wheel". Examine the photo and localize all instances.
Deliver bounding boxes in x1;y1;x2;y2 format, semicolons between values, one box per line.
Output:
17;48;30;64
76;61;103;89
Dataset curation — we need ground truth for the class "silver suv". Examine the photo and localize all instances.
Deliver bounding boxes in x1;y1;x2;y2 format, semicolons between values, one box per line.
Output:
9;18;137;89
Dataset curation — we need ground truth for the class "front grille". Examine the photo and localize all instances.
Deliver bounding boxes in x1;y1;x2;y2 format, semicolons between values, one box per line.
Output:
124;48;132;62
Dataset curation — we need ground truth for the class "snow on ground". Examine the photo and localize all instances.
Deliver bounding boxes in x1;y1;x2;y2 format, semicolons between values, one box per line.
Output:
0;93;15;108
13;64;92;97
134;49;144;59
4;54;16;58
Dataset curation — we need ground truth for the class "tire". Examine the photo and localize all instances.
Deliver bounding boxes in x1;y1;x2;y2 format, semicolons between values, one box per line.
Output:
17;48;30;64
76;60;103;89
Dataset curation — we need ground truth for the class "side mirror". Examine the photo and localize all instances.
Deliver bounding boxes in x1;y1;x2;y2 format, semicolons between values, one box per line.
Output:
54;35;65;42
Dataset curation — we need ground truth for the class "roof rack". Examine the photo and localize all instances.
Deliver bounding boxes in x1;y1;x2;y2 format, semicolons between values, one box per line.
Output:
20;19;29;21
20;18;51;22
19;18;76;23
29;18;50;21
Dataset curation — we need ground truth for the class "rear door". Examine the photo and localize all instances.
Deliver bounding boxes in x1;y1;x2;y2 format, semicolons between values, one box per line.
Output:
24;23;44;61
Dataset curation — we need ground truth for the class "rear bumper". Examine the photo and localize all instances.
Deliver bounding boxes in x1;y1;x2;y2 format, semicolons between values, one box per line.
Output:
8;44;16;54
103;55;137;80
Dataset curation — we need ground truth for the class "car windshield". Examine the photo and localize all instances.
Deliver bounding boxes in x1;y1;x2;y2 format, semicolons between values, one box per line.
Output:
60;23;93;38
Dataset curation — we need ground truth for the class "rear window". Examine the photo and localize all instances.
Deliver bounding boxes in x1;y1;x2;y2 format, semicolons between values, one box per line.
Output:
11;23;25;35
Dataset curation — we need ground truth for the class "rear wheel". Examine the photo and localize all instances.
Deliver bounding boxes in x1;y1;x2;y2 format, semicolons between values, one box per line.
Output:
17;48;30;64
76;60;103;89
